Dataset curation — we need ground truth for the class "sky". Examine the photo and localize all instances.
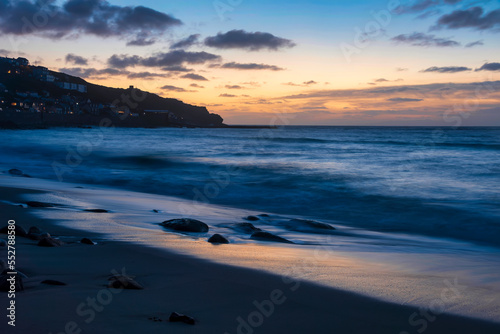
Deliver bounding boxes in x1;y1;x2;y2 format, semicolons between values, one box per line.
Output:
0;0;499;125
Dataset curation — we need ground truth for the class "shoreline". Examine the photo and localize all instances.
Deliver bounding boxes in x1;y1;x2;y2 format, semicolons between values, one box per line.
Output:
1;181;500;333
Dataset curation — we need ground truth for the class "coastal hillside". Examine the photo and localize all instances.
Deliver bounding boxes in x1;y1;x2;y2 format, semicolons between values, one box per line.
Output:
0;57;224;128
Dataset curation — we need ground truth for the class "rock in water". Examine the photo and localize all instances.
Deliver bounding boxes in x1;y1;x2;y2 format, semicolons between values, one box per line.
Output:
80;238;95;245
84;209;109;213
8;169;23;176
160;218;209;233
0;224;28;237
288;219;335;232
41;280;67;286
38;236;64;247
232;223;262;234
245;215;260;221
169;312;195;325
208;234;229;244
108;274;143;290
0;274;24;292
250;231;293;244
29;232;51;241
26;201;54;208
0;239;7;247
28;226;42;235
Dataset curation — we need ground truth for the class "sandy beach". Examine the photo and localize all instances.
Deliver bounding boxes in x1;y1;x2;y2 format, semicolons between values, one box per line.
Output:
1;180;500;334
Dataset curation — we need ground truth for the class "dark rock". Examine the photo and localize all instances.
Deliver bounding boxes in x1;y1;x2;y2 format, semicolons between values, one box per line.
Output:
160;218;209;233
26;201;53;208
108;274;143;290
258;214;269;217
0;224;28;237
152;209;159;213
208;234;229;244
84;209;109;213
80;238;95;245
0;274;24;292
169;312;195;325
38;237;64;247
28;226;42;235
1;269;28;279
28;232;51;241
41;279;67;286
8;168;23;176
232;223;261;234
245;215;260;221
0;239;6;247
286;219;336;233
250;231;293;244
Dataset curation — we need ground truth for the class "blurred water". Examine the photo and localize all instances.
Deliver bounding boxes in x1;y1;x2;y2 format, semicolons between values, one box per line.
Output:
1;126;499;246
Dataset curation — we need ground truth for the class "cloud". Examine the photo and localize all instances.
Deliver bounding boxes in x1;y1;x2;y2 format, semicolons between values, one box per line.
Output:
219;93;237;97
0;49;11;56
170;34;200;49
161;85;188;92
217;62;284;71
108;50;221;68
396;67;409;72
391;32;460;47
190;83;204;88
375;78;389;82
475;62;500;71
162;66;192;72
420;66;472;73
283;81;318;87
465;40;484;48
65;53;88;66
225;85;243;89
204;30;296;51
180;73;208;81
387;98;424;102
436;7;500;31
127;72;167;79
396;0;463;14
59;67;129;78
0;0;182;43
127;36;156;46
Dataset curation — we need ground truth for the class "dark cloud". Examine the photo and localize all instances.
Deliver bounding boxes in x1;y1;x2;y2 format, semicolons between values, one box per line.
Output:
127;72;167;79
127;36;156;46
170;34;200;49
436;7;500;31
0;0;181;43
375;78;389;82
162;66;192;72
391;32;460;47
225;85;243;89
108;51;221;69
396;0;464;14
217;62;284;71
65;53;88;66
180;73;208;81
465;40;484;48
421;66;472;73
475;62;500;71
59;67;129;78
161;85;188;92
219;94;237;97
0;49;11;56
204;30;296;51
190;83;204;88
387;98;424;102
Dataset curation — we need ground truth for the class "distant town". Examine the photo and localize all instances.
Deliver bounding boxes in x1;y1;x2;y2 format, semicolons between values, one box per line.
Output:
0;56;224;128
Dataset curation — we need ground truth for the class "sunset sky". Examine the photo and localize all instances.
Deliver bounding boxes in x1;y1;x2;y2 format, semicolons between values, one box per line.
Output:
1;0;499;125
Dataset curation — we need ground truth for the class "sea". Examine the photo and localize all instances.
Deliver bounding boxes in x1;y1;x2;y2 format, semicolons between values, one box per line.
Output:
1;126;499;246
1;126;500;320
